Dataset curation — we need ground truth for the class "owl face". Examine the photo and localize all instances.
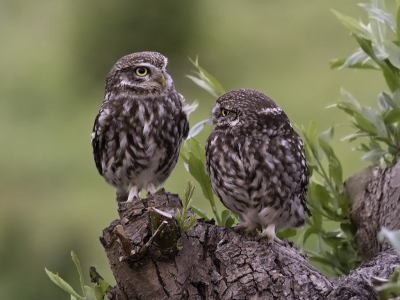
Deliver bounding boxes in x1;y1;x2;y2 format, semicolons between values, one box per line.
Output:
211;89;287;131
105;51;174;95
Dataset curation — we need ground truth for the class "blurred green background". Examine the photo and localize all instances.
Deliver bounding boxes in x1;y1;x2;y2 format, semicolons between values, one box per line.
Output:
0;1;391;299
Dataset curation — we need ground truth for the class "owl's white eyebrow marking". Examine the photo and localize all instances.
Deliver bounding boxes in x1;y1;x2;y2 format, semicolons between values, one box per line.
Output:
260;107;282;114
230;118;240;126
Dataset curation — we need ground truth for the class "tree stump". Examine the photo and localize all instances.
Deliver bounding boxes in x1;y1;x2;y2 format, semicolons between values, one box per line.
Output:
100;160;400;299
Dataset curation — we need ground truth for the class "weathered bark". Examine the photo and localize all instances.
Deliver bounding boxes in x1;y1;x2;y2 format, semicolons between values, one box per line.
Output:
100;160;400;300
345;160;400;262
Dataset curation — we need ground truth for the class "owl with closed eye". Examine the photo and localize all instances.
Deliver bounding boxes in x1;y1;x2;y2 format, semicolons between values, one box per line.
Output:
205;89;310;244
92;51;196;202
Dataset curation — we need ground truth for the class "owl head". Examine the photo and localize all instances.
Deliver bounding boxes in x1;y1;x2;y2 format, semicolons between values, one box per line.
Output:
105;51;174;95
211;89;291;133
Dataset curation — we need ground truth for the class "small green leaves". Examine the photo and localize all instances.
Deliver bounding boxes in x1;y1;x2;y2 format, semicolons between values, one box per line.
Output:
180;137;223;226
277;228;297;239
331;10;371;38
221;210;236;228
46;252;111;300
45;268;85;300
176;180;197;233
384;41;400;68
187;57;225;98
301;123;360;276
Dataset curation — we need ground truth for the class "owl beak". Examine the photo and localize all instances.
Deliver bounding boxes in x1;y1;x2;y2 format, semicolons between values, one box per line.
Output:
156;74;166;87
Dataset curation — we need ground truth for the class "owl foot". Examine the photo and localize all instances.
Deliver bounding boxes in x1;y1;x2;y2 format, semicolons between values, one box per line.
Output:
127;186;140;202
233;222;258;236
255;223;284;246
145;183;156;197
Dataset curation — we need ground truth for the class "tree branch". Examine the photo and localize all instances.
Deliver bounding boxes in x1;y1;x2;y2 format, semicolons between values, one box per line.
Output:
99;166;400;300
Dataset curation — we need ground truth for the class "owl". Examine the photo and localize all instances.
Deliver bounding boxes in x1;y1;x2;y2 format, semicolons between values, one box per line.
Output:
92;51;195;202
205;89;310;244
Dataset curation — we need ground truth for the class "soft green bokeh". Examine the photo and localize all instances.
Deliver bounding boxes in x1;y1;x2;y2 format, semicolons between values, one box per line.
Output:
0;1;391;298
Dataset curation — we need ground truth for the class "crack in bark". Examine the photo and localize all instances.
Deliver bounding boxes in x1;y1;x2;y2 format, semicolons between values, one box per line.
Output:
151;258;169;299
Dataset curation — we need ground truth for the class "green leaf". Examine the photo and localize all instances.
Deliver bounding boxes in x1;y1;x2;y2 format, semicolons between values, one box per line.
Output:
340;132;367;142
352;34;399;91
361;107;388;137
188;57;225;97
277;228;297;239
191;206;211;220
188;156;213;203
84;286;97;300
188;119;212;139
377;282;400;299
313;184;332;210
187;75;219;98
45;268;85;300
303;122;320;160
382;92;400;112
362;148;387;162
184;215;197;232
330;58;379;70
331;10;371;38
397;5;400;42
359;3;396;32
303;227;321;244
318;139;335;160
383;41;400;69
318;126;334;141
378;93;390;112
71;252;86;298
329;156;343;189
186;137;206;163
221;210;236;228
94;279;112;300
71;296;78;300
389;112;400;127
352;34;379;63
308;255;336;267
340;223;357;238
353;113;378;135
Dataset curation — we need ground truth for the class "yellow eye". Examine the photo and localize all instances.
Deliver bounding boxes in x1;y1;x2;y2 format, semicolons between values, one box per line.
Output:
221;109;230;117
135;67;148;76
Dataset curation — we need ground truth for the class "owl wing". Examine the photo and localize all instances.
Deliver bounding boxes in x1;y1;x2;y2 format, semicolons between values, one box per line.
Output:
258;132;310;216
172;92;190;140
91;110;104;176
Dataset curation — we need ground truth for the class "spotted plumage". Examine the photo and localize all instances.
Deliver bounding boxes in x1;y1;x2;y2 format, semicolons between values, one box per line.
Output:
205;89;310;244
92;52;195;202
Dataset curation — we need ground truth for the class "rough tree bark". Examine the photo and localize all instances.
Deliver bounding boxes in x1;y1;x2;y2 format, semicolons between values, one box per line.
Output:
99;160;400;300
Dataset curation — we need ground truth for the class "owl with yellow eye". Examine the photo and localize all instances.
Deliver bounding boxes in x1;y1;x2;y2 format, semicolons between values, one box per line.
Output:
92;51;196;203
205;89;310;244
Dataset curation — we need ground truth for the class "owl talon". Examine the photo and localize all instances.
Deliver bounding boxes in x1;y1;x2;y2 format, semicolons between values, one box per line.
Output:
255;223;284;246
156;188;166;195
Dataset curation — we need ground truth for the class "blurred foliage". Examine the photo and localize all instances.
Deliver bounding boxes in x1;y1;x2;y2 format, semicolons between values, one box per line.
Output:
46;252;111;300
1;0;394;298
330;0;400;167
176;181;197;233
301;123;360;276
375;228;400;300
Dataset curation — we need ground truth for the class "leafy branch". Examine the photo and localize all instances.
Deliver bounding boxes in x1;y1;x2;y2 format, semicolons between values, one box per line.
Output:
175;180;197;233
45;251;111;300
